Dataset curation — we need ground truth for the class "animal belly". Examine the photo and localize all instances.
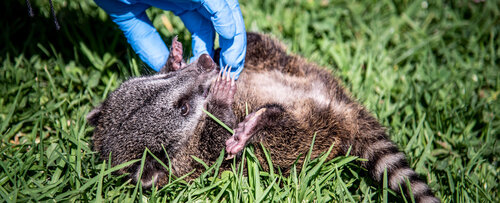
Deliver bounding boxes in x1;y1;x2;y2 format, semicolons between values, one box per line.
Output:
235;70;332;111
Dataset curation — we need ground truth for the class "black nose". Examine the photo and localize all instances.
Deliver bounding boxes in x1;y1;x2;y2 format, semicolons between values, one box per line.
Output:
197;54;216;72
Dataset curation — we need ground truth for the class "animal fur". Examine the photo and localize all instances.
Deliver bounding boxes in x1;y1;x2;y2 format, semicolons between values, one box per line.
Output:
87;32;439;202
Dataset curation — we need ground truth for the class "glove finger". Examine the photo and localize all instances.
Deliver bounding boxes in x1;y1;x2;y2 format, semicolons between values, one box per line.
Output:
219;32;246;80
143;0;198;15
199;0;236;39
179;11;216;62
95;0;149;19
218;0;246;79
95;0;169;71
121;12;169;71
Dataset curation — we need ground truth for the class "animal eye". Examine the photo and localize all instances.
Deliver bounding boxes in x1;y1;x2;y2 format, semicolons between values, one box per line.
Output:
180;103;190;116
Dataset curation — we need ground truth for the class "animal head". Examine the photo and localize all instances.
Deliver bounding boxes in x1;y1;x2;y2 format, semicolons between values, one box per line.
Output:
87;53;219;173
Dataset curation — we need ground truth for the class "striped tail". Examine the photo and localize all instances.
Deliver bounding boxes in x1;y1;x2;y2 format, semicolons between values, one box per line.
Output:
360;139;440;203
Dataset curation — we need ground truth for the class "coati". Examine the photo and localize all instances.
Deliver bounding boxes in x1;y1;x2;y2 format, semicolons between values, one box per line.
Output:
87;33;439;202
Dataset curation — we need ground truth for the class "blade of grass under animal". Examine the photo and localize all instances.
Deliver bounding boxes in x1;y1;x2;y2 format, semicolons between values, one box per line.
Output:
145;148;176;184
132;149;149;201
211;149;226;184
191;155;209;170
299;132;317;179
250;153;263;201
156;145;173;185
202;109;234;134
213;181;231;202
191;181;223;196
299;140;334;200
255;177;277;202
260;143;275;180
405;177;415;203
383;168;388;203
236;148;248;201
314;177;322;201
291;164;299;202
95;160;106;202
399;184;409;203
336;156;360;168
334;163;356;202
157;171;194;193
54;159;139;200
172;189;186;203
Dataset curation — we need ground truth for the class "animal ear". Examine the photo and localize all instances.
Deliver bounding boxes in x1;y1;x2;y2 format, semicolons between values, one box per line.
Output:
86;105;102;126
133;157;167;188
196;54;216;72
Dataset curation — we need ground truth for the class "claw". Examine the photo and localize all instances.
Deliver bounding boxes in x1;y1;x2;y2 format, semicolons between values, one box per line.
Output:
223;65;229;80
225;154;235;160
217;67;221;81
254;108;267;117
226;66;231;82
231;71;235;86
221;65;225;80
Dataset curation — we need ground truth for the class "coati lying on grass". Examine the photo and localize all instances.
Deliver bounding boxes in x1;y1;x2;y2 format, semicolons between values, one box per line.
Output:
87;32;439;202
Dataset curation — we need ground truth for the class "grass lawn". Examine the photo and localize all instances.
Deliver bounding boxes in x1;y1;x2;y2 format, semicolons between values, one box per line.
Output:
1;0;498;202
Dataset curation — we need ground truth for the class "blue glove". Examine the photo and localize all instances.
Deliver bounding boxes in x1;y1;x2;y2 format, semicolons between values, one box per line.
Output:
95;0;247;79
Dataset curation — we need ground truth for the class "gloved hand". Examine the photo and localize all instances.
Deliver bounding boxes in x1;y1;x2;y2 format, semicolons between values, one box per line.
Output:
95;0;246;79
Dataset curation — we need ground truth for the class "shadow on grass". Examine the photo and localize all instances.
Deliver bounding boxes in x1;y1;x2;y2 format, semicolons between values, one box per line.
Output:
1;0;193;76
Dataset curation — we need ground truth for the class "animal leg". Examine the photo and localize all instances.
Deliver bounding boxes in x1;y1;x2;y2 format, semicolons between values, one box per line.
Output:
161;36;186;73
225;105;284;159
197;65;238;162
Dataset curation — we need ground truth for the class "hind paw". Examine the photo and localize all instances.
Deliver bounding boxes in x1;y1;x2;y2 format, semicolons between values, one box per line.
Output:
225;108;267;159
163;36;186;72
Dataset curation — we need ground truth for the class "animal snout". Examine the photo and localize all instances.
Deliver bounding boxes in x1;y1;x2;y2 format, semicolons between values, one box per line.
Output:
197;54;216;72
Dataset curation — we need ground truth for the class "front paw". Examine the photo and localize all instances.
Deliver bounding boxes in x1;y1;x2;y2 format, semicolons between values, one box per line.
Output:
210;65;237;108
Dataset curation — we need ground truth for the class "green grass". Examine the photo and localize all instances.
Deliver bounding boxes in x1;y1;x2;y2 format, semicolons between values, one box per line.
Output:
1;0;499;202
